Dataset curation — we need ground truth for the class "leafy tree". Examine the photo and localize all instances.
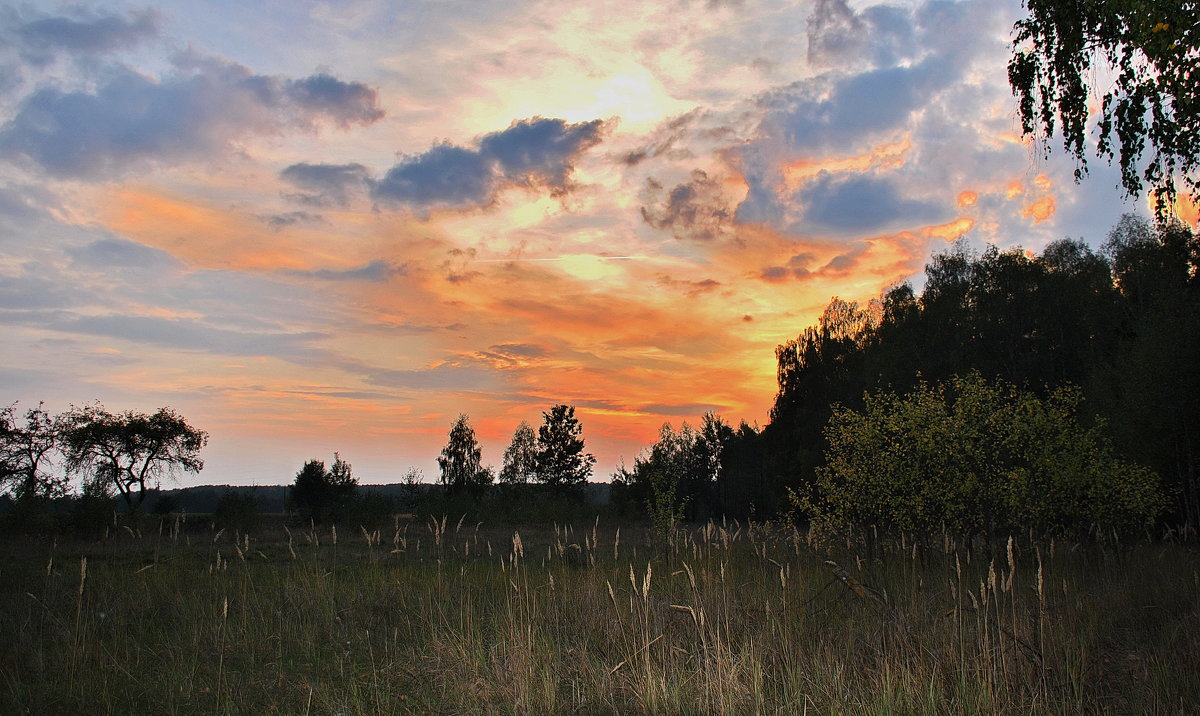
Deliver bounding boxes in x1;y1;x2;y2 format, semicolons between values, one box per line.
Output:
290;459;330;521
289;453;358;523
535;404;595;490
798;374;1167;537
1009;0;1200;208
499;420;538;484
0;402;68;503
61;403;208;511
437;415;492;494
617;413;735;520
1092;214;1200;527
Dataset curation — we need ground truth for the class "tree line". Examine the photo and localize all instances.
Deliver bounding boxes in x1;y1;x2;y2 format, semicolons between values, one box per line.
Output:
616;214;1195;535
286;404;599;523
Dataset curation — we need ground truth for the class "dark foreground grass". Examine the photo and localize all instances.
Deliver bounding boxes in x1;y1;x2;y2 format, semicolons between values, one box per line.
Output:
2;517;1198;714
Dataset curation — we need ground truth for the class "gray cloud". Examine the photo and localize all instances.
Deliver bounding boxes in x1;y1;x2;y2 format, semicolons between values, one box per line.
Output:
370;117;607;211
795;172;944;234
372;144;494;210
806;0;865;68
0;182;60;220
655;275;722;296
732;0;1002;237
73;237;179;269
759;265;791;282
637;402;726;417
279;162;371;207
0;308;324;358
0;274;76;310
640;170;732;241
0;57;384;179
486;343;547;359
761;58;954;155
807;0;921;69
283;259;405;282
367;363;502;392
619;109;704;166
261;211;326;230
282;73;385;128
12;7;159;64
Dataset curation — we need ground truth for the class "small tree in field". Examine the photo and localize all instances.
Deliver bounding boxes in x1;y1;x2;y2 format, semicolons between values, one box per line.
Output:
61;403;207;511
798;373;1167;537
289;453;358;523
438;415;492;494
535;404;595;492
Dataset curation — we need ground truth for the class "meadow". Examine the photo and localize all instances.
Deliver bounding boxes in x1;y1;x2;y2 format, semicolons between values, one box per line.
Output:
2;515;1198;715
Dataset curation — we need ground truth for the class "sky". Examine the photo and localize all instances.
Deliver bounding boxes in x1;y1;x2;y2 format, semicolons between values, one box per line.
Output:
1;0;1191;487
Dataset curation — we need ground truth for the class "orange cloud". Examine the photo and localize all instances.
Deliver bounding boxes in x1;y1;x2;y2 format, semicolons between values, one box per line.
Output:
96;187;390;273
957;190;978;208
1149;191;1200;228
927;217;976;241
1022;196;1056;223
1005;180;1024;200
782;135;911;189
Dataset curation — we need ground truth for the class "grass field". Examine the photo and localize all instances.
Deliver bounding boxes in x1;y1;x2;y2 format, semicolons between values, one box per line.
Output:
2;515;1198;714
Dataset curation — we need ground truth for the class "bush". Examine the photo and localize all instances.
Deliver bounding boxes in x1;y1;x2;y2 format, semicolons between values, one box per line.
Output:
797;373;1168;537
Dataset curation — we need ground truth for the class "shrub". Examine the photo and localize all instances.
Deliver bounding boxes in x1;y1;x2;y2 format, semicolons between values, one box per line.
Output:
797;373;1167;537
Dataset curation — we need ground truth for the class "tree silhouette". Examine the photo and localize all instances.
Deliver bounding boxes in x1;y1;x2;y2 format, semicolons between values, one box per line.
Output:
734;216;1196;525
0;402;67;503
438;414;492;494
499;420;538;485
535;404;595;491
61;403;207;511
288;453;358;524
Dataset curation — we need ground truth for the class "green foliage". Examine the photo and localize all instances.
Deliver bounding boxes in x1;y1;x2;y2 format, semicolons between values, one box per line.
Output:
1009;0;1200;208
438;414;493;494
1092;215;1200;526
288;454;358;524
645;464;686;542
534;404;595;490
616;414;734;520
799;374;1168;536
760;220;1200;526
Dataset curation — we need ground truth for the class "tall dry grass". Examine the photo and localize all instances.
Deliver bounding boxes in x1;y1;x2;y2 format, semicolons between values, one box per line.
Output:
1;516;1197;714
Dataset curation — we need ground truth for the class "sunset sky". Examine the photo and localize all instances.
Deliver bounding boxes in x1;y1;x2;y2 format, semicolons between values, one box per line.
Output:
0;0;1182;486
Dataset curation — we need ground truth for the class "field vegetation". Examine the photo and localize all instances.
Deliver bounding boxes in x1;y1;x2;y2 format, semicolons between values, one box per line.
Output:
3;514;1197;714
